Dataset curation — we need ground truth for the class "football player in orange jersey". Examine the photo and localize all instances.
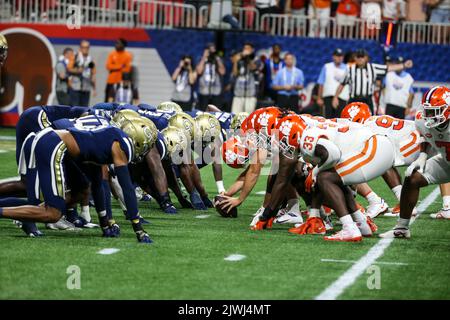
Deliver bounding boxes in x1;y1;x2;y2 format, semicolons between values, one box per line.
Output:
381;86;450;238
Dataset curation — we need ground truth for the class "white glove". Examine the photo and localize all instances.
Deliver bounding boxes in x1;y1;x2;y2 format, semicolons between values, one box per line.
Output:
405;152;428;177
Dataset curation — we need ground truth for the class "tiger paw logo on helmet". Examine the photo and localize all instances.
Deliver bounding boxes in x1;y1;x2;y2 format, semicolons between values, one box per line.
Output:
279;120;293;137
348;105;361;120
258;112;270;127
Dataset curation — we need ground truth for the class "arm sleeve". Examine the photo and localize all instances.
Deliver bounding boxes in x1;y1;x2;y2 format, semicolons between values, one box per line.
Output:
88;165;106;214
341;69;350;85
317;65;326;85
114;165;139;220
372;63;388;77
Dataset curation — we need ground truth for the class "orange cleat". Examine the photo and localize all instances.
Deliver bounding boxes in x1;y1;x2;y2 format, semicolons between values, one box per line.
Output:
288;217;326;235
366;216;378;233
356;203;366;214
392;204;400;214
250;217;274;230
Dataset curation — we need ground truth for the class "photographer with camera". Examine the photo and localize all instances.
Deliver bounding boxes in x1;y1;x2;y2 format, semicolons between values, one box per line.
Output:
231;42;258;114
67;40;96;107
171;55;197;111
196;43;226;111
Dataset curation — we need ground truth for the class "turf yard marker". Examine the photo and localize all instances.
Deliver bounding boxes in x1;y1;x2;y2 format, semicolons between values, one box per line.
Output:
256;191;266;195
315;187;440;300
321;259;409;266
195;215;210;219
0;150;7;153
97;248;120;255
224;254;246;261
0;136;15;141
0;176;20;183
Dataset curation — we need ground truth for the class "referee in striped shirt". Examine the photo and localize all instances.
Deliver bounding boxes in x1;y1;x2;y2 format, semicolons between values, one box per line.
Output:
332;49;413;114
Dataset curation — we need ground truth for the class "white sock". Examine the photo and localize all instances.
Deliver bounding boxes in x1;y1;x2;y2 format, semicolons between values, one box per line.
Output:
309;208;320;218
443;195;450;210
80;205;91;222
216;180;225;194
351;209;366;224
339;214;355;227
396;217;410;228
392;185;402;201
287;199;300;214
365;192;381;205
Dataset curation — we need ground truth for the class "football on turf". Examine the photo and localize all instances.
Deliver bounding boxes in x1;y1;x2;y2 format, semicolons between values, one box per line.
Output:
214;195;238;218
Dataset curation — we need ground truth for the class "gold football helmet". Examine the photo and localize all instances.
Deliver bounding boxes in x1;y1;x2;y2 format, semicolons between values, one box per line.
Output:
231;112;249;130
168;112;197;141
112;109;140;127
161;126;188;158
0;34;8;66
121;118;157;160
195;113;221;143
157;101;183;113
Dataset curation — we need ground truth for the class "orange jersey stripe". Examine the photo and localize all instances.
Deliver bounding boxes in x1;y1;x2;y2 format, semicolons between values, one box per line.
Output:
400;132;417;152
335;139;370;170
403;145;420;158
339;136;378;177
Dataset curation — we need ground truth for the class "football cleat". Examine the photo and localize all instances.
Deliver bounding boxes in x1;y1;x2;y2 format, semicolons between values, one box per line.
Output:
379;227;411;239
323;215;334;231
384;206;417;217
324;226;363;242
250;217;274;231
21;221;44;237
430;208;450;219
366;216;378;233
102;223;121;238
274;211;304;224
356;219;373;237
46;216;79;231
140;193;153;202
366;198;389;218
139;216;151;224
161;200;177;214
288;217;326;235
136;230;153;244
250;207;265;227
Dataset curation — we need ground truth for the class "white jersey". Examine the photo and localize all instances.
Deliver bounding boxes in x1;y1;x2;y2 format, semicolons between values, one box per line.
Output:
415;111;450;164
364;115;421;166
299;123;375;163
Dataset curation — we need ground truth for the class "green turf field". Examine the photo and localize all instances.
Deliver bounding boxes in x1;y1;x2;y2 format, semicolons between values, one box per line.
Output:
0;127;449;300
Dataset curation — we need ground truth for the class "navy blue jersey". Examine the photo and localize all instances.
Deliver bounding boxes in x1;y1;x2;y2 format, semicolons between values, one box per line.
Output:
137;103;157;111
138;109;173;131
41;105;88;122
210;111;233;131
68;126;134;165
52;115;110;130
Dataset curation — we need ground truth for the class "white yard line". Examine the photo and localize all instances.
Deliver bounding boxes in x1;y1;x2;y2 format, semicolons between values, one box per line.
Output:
224;254;246;262
315;187;441;300
97;248;120;255
320;258;409;266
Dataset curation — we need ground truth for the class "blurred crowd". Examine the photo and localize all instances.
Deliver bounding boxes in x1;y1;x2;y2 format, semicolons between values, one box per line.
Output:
55;38;139;107
169;41;415;119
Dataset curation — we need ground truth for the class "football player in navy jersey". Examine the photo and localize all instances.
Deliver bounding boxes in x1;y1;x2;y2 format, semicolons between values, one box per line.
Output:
0;121;156;243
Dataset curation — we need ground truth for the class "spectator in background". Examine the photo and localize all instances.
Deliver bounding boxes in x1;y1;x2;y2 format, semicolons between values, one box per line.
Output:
263;44;285;103
427;0;450;23
55;47;73;105
255;0;282;16
271;53;304;110
112;72;139;105
105;38;132;102
196;43;226;111
231;42;258;113
67;40;96;107
383;57;414;119
285;0;307;15
308;0;332;38
383;0;406;20
336;0;360;37
360;0;382;29
316;48;349;118
171;55;197;111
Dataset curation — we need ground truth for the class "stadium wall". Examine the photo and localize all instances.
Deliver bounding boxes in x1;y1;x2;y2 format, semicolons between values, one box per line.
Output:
0;24;449;126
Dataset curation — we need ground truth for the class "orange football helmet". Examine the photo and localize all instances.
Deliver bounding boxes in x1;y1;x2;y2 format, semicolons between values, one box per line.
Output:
340;102;372;123
421;86;450;128
275;114;306;159
222;136;250;169
253;107;282;148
